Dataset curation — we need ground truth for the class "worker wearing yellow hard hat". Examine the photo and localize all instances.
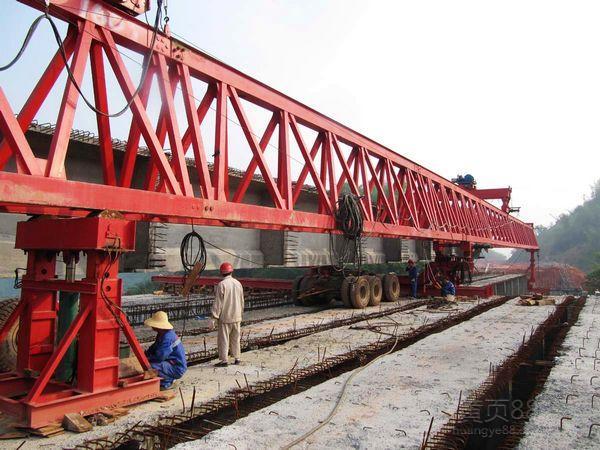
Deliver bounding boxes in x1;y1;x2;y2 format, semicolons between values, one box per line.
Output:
144;311;187;389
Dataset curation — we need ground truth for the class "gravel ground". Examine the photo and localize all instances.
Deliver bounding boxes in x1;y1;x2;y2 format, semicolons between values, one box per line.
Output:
173;297;562;450
517;295;600;450
4;298;477;449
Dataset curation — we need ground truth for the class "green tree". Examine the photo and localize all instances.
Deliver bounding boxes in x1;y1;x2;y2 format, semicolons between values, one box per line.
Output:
510;180;600;271
584;269;600;292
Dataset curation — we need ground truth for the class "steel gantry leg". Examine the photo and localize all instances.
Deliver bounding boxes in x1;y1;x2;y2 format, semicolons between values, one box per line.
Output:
528;250;537;292
0;216;159;429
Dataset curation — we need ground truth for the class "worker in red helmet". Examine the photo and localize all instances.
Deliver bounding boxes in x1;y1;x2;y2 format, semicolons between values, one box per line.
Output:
211;262;245;366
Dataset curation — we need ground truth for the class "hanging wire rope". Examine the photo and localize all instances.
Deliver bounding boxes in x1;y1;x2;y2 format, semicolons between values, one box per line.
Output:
3;0;164;117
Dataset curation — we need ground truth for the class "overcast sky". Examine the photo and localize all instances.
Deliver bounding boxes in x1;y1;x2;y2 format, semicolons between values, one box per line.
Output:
1;0;599;228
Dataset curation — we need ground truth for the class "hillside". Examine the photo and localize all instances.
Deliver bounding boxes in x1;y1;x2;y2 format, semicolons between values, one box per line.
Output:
510;180;600;272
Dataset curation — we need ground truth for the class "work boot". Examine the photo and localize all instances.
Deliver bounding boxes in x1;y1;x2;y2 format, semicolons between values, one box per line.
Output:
214;361;228;367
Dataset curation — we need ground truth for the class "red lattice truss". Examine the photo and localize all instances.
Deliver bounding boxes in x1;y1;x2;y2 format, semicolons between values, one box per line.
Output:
0;0;538;250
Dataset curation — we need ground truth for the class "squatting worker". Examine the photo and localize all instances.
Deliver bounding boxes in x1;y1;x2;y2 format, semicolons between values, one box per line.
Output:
441;277;457;302
144;311;187;390
406;259;419;298
212;262;245;367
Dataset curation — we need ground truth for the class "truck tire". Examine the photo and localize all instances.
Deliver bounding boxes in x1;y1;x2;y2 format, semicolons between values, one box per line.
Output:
350;276;370;309
341;276;355;308
0;298;19;373
382;274;400;302
298;276;330;306
292;275;305;306
368;276;382;306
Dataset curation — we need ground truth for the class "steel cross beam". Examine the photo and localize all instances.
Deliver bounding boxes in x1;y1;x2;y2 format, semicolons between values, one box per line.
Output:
0;0;538;250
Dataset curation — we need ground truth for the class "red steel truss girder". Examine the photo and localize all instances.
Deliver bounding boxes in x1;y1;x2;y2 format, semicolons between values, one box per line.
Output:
0;0;538;251
0;171;537;249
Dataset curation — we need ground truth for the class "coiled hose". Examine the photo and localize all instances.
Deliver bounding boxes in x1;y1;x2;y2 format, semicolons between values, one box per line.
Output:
330;194;364;271
180;230;207;274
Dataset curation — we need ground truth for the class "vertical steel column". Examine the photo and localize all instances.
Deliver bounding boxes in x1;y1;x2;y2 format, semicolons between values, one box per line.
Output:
56;254;79;382
528;250;537;291
462;242;474;274
77;250;122;392
17;250;57;373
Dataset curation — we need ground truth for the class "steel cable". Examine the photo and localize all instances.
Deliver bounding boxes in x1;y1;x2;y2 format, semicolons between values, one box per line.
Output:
44;0;163;117
8;0;164;117
0;14;46;71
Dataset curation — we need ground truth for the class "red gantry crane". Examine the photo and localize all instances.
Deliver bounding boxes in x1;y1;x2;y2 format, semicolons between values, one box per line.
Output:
0;0;538;428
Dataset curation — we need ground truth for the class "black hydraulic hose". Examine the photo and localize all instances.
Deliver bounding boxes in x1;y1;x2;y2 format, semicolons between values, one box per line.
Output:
1;0;164;117
330;194;364;272
180;230;207;274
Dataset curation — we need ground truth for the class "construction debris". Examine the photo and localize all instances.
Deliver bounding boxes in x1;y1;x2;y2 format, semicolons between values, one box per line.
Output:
23;424;65;438
152;389;178;403
63;413;93;433
517;295;556;306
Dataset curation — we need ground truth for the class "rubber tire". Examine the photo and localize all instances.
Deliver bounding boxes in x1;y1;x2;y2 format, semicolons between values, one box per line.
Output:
341;276;355;308
368;276;382;306
299;276;315;306
0;298;18;373
350;276;370;309
298;276;330;306
292;275;305;306
382;274;400;302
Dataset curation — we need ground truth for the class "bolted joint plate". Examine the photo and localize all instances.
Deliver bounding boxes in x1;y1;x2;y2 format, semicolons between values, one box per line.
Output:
15;217;136;252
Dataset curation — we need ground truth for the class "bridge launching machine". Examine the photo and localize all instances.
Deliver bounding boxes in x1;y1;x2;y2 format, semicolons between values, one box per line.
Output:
0;0;538;428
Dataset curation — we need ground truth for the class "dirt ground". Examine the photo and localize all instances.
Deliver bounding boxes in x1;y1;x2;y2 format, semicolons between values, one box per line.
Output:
1;295;567;449
1;296;478;449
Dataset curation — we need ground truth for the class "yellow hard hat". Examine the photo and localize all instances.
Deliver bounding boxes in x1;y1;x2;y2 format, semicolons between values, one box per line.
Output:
143;311;173;330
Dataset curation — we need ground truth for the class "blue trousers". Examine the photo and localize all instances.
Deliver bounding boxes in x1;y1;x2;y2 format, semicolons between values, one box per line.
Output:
410;279;417;298
151;361;183;388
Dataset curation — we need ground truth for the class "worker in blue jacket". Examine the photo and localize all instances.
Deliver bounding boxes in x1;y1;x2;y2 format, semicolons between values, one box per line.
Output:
406;259;418;298
440;277;456;299
144;311;187;390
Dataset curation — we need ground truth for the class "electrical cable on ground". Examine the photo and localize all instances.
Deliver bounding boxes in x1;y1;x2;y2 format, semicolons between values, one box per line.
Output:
281;331;401;449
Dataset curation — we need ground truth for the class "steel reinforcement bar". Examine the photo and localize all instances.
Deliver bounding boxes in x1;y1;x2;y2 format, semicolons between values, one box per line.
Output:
422;295;586;449
184;299;431;365
136;306;330;344
123;291;291;327
75;295;512;449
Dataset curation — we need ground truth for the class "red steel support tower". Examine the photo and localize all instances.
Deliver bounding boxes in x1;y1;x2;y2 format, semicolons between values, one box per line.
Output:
0;217;157;427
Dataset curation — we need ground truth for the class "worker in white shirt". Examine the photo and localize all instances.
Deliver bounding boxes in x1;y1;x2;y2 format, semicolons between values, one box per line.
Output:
211;262;245;367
